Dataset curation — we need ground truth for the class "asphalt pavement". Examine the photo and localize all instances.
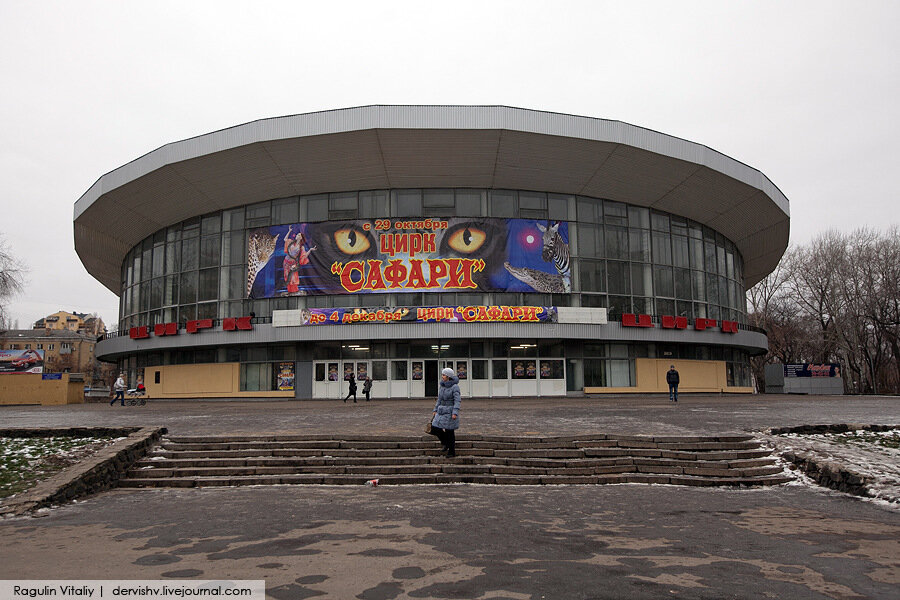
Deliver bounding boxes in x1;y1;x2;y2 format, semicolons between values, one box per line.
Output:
1;394;898;599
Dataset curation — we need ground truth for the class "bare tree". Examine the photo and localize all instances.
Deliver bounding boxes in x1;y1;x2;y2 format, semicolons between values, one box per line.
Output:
861;227;900;393
746;246;794;325
749;227;900;395
877;227;900;391
0;233;26;328
746;248;800;390
830;229;882;393
787;230;846;364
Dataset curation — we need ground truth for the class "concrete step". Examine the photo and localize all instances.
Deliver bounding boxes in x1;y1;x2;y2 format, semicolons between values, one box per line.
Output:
582;448;772;460
120;472;791;488
134;455;647;469
161;436;758;452
149;444;768;461
127;462;782;481
135;454;777;472
124;433;787;489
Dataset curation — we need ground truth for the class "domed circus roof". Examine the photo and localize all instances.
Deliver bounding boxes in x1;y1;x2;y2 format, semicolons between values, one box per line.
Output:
74;105;789;293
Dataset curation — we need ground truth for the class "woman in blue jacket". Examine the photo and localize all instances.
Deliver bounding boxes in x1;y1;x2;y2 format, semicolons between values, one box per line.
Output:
429;368;461;457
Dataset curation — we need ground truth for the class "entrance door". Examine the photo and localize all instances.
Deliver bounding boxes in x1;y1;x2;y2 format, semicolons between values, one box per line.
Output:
566;358;580;392
425;360;439;397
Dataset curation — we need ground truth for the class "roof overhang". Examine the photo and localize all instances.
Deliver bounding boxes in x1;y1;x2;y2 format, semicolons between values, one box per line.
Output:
74;105;790;294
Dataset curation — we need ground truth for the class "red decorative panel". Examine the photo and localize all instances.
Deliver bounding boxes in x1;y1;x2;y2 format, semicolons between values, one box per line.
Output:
223;317;253;332
129;326;149;339
155;322;179;336
186;319;214;334
721;320;739;333
695;318;719;331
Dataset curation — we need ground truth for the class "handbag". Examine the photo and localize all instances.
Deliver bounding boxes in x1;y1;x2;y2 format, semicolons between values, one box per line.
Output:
425;422;432;434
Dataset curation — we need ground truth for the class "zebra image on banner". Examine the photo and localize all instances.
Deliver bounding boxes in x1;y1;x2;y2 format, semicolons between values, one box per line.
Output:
247;218;570;298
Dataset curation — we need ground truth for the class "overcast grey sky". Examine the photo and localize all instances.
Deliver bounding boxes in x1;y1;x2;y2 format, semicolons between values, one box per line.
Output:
1;1;897;330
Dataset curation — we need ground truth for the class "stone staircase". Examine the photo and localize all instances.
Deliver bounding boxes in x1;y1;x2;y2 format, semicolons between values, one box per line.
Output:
120;433;791;488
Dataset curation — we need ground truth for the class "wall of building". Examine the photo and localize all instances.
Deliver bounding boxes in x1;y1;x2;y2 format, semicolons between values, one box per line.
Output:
144;363;294;399
3;332;99;380
0;374;85;405
35;311;85;332
99;190;764;398
586;359;753;394
764;364;844;395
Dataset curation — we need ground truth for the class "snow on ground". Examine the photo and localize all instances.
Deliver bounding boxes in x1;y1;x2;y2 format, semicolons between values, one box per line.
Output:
0;436;123;500
764;429;900;506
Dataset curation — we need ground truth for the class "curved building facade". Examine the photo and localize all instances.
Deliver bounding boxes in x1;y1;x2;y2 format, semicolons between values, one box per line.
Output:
76;106;789;399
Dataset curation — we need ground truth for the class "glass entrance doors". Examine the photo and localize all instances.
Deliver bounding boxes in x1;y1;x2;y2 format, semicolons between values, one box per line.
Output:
312;357;567;399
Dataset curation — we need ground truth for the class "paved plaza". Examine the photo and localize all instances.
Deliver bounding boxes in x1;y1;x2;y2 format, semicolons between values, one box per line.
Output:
1;394;898;599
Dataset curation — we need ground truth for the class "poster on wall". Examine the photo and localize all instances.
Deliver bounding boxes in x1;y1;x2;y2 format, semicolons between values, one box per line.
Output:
277;362;295;391
456;361;467;380
0;349;45;374
512;360;537;379
327;363;339;381
247;217;570;298
411;362;423;381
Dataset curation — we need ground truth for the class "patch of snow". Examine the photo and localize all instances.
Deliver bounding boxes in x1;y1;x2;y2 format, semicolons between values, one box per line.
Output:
765;428;900;509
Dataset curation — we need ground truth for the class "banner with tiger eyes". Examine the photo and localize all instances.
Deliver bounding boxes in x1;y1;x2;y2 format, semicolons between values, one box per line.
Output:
246;217;570;299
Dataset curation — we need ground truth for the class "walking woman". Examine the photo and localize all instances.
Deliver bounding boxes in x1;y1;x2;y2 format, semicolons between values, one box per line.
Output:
110;373;126;407
428;367;461;457
344;373;357;403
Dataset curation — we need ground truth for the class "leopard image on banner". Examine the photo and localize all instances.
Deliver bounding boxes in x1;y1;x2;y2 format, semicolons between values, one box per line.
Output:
246;217;570;298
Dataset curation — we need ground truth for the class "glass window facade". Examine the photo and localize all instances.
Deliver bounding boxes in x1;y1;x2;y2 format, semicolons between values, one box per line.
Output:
116;188;753;390
119;189;747;329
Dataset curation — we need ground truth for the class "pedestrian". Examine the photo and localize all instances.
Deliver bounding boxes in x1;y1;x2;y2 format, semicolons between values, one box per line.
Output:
344;373;357;403
427;367;461;457
110;373;126;406
363;377;372;401
666;364;680;402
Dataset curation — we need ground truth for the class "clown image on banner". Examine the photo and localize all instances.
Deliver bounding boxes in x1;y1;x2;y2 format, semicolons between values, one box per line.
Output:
247;217;570;299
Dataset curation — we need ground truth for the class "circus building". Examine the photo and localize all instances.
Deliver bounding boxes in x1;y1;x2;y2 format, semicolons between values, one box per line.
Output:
76;106;789;399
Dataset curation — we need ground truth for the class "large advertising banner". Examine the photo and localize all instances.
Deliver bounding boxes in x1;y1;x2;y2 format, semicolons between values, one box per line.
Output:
784;363;841;378
0;349;45;374
247;217;570;298
274;305;557;326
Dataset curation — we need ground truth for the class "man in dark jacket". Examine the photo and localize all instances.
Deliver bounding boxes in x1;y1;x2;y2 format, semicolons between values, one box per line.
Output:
344;373;357;403
666;365;680;402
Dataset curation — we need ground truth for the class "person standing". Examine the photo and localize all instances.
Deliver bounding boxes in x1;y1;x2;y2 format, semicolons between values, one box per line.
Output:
362;377;372;401
666;365;680;402
428;367;461;457
110;373;126;406
344;373;357;403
